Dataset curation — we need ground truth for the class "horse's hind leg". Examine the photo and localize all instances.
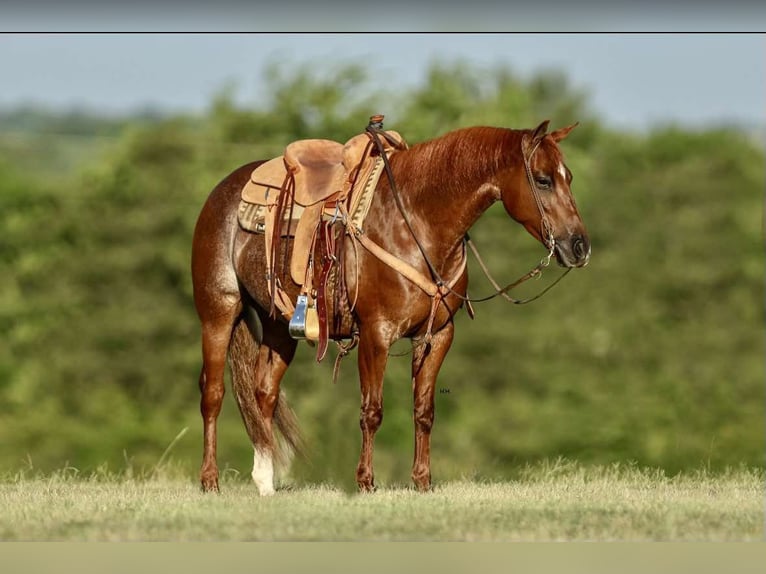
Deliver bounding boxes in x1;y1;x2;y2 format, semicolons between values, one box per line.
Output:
411;322;454;491
355;325;392;492
198;302;241;492
230;309;297;496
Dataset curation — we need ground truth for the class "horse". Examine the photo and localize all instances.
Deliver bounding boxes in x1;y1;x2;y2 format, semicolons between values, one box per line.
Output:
190;119;590;495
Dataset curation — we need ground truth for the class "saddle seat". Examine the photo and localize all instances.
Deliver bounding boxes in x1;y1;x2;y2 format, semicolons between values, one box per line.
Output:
284;139;346;206
242;133;375;208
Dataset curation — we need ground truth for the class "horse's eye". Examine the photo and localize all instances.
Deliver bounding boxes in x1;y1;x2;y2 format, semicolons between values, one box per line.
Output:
535;176;552;189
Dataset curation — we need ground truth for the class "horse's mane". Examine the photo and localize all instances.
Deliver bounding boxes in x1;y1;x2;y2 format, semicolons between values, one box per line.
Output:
391;126;527;196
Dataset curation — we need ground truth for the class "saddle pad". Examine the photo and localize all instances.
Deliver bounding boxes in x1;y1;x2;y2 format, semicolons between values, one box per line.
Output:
349;155;384;230
237;199;303;235
237;200;266;233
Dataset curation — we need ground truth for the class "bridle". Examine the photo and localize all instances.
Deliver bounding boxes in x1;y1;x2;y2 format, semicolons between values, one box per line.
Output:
365;123;571;308
523;136;556;255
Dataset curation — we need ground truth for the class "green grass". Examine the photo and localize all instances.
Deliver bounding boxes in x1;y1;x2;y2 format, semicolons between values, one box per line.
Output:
0;461;762;541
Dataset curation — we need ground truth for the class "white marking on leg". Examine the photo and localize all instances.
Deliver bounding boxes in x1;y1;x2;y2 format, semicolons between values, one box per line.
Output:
252;446;275;496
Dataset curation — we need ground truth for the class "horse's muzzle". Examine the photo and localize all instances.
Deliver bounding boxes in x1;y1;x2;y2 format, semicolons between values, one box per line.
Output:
555;234;590;268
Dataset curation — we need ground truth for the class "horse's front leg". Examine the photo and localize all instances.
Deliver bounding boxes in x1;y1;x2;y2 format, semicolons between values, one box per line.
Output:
411;322;454;491
355;325;391;492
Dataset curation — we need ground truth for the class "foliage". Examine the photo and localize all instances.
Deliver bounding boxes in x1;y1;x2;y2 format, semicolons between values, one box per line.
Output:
0;61;763;483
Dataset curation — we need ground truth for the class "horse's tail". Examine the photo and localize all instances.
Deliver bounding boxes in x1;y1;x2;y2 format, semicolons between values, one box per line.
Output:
228;317;304;469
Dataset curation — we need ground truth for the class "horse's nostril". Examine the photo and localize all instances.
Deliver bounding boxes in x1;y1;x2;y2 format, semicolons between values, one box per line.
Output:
572;237;586;260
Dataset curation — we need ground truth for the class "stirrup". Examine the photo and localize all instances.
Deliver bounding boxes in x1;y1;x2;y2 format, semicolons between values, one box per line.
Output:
288;294;319;341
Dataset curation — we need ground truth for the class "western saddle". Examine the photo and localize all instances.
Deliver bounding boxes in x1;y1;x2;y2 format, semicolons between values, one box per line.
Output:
237;115;408;362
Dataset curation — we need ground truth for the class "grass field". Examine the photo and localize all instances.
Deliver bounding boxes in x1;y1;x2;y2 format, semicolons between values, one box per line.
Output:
0;461;762;541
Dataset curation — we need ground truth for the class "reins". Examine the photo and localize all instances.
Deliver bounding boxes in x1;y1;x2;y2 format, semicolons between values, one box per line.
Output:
365;122;570;308
464;234;571;304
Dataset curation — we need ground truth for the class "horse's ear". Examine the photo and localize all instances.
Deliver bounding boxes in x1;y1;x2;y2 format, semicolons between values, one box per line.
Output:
531;119;550;142
549;122;580;143
523;119;550;155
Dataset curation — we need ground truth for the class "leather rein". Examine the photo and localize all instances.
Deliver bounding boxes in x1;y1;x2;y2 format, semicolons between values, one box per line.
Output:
364;123;571;309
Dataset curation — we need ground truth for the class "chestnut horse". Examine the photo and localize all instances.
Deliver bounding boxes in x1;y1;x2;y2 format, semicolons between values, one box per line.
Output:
191;119;590;495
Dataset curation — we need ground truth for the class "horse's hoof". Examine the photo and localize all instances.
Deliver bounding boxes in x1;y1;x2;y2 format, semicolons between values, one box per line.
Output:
256;485;276;497
200;476;219;493
412;474;432;492
357;480;376;493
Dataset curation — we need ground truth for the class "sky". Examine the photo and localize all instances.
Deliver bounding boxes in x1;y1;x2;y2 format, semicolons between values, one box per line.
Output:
0;5;764;132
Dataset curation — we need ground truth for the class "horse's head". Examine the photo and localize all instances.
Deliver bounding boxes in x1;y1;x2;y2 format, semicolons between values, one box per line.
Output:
498;120;590;268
